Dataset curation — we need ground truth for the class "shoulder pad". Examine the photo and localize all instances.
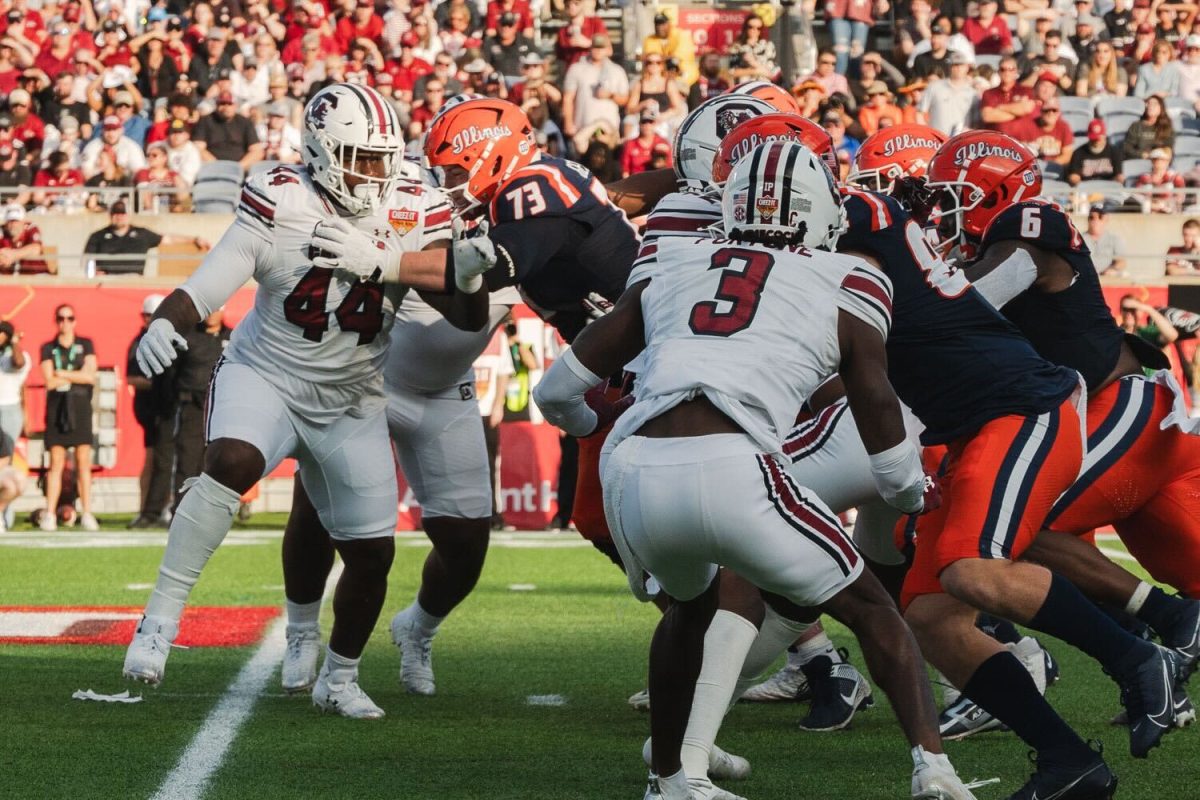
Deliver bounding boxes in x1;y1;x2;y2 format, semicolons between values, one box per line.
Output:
840;188;904;233
981;199;1086;255
237;166;307;232
490;164;585;224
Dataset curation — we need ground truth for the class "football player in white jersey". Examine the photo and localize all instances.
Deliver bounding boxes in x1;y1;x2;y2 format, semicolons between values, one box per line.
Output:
122;83;497;718
278;277;520;698
534;142;975;800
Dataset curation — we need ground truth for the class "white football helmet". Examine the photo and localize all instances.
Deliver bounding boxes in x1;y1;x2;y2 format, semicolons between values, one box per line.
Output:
672;94;775;187
721;140;846;251
302;83;404;216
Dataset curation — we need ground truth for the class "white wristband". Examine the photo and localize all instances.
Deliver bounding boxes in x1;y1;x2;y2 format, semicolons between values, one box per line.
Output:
456;272;483;293
868;439;925;514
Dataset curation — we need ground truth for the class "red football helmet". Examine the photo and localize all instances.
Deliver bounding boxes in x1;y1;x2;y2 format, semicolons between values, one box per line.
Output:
727;81;802;115
424;98;538;210
711;113;836;185
926;129;1041;253
848;124;947;194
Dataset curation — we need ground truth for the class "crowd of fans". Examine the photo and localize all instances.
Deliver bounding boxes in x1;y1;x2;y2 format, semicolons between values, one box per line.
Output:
0;0;1199;272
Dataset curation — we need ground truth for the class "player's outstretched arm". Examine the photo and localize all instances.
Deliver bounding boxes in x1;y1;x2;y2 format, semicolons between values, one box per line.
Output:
605;168;679;218
838;310;926;514
416;240;490;332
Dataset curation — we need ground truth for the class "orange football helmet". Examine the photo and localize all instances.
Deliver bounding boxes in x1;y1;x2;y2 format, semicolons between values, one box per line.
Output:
926;129;1041;253
848;124;947;194
423;98;537;210
727;81;802;114
711;113;836;185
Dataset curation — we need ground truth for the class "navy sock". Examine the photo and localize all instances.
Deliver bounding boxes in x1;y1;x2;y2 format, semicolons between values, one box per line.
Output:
1029;573;1153;678
977;613;1022;644
1136;587;1190;636
964;652;1092;763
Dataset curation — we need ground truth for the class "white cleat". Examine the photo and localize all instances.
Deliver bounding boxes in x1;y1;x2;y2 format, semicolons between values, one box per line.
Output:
641;740;750;783
629;688;651;711
390;607;435;696
122;616;177;686
643;771;697;800
281;623;321;694
312;671;385;719
911;746;978;800
1007;636;1048;694
38;512;56;532
687;777;746;800
738;663;810;703
79;512;99;532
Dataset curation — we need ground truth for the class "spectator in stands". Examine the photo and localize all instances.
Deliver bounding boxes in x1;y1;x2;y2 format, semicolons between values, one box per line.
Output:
164;120;202;187
1012;96;1074;166
688;51;730;110
258;102;302;164
822;109;860;179
193;91;263;169
408;78;447;137
231;57;270;111
1069;15;1105;63
254;70;303;130
793;79;825;119
921;51;979;134
964;0;1013;56
555;0;605;68
581;137;620;182
134;142;188;213
825;0;881;75
1153;3;1192;50
512;53;563;117
620;106;670;177
850;52;891;107
84;147;133;212
81;114;146;180
626;52;684;126
0;141;31;206
1076;39;1129;97
336;0;384;53
1135;38;1182;97
643;12;698;87
374;74;411;130
896;79;929;123
1123;93;1175;158
1023;29;1076;94
911;15;972;78
39;71;92;136
6;88;44;158
486;0;534;38
83;200;209;276
145;93;193;144
562;34;627;155
439;8;482;61
39;303;98;532
806;48;850;100
32;151;85;211
109;89;149;147
1129;23;1157;66
1167;217;1200;274
484;11;534;83
728;12;777;83
982;55;1036;135
413;53;462;98
858;81;904;134
188;28;237;98
1083;205;1127;276
1107;0;1138;50
247;34;283;86
407;17;444;65
0;204;46;274
895;0;934;66
1068;119;1125;184
526;99;566;156
36;24;76;79
1179;34;1200;110
1136;146;1186;212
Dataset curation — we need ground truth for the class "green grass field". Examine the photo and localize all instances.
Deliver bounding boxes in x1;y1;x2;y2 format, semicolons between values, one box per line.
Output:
0;519;1196;799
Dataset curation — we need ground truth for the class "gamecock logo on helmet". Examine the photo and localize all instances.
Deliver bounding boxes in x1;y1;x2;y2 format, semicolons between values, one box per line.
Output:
307;94;338;128
952;141;1026;167
716;105;760;138
450;124;513;154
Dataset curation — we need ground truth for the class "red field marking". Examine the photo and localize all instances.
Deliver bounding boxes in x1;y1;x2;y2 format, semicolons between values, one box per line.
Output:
0;606;279;647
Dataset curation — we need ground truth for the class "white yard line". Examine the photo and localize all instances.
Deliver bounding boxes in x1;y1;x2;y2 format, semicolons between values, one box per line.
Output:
1100;547;1136;563
0;530;592;550
148;562;343;800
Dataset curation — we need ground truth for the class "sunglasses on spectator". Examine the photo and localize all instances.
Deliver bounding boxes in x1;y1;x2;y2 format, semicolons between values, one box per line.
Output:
57;315;75;322
819;58;835;65
999;65;1017;71
1042;106;1060;113
747;22;763;29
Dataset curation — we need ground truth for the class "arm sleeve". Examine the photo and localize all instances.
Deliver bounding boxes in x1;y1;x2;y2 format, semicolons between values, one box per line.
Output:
971;246;1038;308
836;264;894;340
179;221;263;318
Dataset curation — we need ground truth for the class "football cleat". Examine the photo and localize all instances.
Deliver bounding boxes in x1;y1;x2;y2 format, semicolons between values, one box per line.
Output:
390;607;436;696
629;688;651;711
911;746;978;800
939;695;1009;740
797;650;873;731
643;771;696;800
1045;643;1061;685
1115;645;1178;758
641;740;750;783
122;615;178;686
281;623;321;694
1158;597;1200;678
80;512;99;532
1005;743;1116;800
312;671;385;719
1009;636;1049;693
38;512;56;532
738;662;811;703
687;777;745;800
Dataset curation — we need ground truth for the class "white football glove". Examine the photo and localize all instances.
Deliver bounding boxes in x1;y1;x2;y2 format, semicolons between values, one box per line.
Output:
136;318;187;377
452;216;496;293
911;746;979;800
311;218;397;283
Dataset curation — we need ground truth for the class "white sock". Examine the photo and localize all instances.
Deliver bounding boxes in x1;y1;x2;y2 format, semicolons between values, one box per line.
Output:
143;474;242;622
794;628;838;664
733;606;814;702
680;610;759;780
406;600;445;635
321;646;360;683
286;599;322;631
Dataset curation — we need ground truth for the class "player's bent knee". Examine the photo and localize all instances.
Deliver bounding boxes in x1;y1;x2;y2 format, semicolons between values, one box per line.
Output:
939;558;1010;609
333;535;395;581
203;438;266;494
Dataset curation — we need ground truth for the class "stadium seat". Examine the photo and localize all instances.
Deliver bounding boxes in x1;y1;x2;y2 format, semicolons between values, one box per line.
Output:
974;54;1002;70
191;181;240;213
1064;110;1094;135
1122;157;1153;185
1166;96;1197;117
1041;179;1073;202
1169;107;1198;125
1175;155;1199;173
1075;179;1129;205
1175;137;1200;157
1073;134;1090;151
1040;160;1066;180
248;160;282;180
194;160;245;186
1101;111;1141;138
1096;96;1146;118
1059;96;1095;116
1184;116;1200;135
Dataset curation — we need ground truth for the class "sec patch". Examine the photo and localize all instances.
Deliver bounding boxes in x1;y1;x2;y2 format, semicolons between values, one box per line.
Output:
389;209;419;234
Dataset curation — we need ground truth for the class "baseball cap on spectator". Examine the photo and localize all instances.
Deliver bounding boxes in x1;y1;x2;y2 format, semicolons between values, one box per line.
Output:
400;31;419;47
59;116;79;132
8;88;30;106
102;114;122;130
654;12;669;24
64;5;81;21
168;118;188;134
822;110;843;125
1087;119;1107;140
464;58;488;73
269;69;288;87
356;0;372;6
947;50;971;66
267;101;289;117
866;80;889;96
217;90;235;104
1150;147;1172;160
167;16;183;31
499;11;518;25
639;107;658;123
932;19;951;33
861;52;883;66
146;140;167;154
1133;0;1151;8
207;27;227;40
142;294;165;314
4;204;24;222
591;34;610;48
102;19;119;32
110;199;129;215
521;52;545;66
102;71;125;88
1089;203;1108;216
1137;22;1155;33
485;72;502;85
113;90;134;106
1187;34;1200;48
147;7;167;22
